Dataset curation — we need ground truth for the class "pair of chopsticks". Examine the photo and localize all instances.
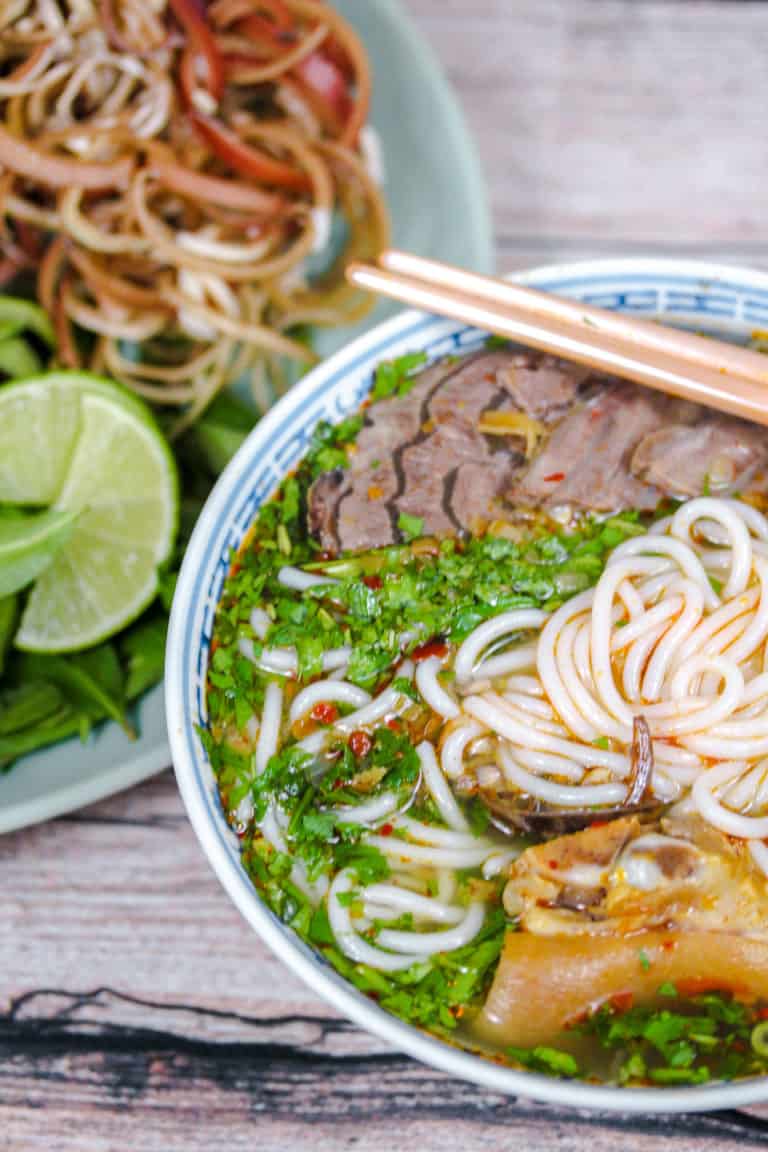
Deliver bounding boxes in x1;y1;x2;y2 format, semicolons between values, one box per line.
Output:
346;251;768;427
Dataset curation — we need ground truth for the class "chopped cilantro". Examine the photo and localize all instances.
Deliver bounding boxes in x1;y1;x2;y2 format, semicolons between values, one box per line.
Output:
638;948;651;972
392;675;418;701
397;512;424;541
507;1046;579;1078
465;796;491;836
577;989;768;1085
305;416;364;480
371;352;428;401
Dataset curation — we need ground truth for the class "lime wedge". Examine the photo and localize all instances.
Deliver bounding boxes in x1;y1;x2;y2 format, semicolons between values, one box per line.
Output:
0;373;178;652
0;507;79;597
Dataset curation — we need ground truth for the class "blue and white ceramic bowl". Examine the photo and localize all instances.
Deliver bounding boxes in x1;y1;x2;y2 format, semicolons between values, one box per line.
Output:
167;259;768;1112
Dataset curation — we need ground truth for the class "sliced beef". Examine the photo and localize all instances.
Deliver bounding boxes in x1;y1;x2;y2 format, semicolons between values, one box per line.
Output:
310;358;452;552
496;352;589;421
307;342;768;555
311;348;569;553
450;456;521;532
510;384;698;511
395;350;522;534
307;469;346;546
631;416;768;496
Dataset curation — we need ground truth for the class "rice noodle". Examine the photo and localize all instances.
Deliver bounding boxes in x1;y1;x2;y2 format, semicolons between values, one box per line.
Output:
334;662;414;731
361;884;464;925
288;679;369;724
228;494;768;979
328;870;427;971
417;741;469;832
454;498;768;841
330;791;402;827
454;608;548;683
415;655;459;720
255;681;283;774
278;565;338;591
376;902;485;955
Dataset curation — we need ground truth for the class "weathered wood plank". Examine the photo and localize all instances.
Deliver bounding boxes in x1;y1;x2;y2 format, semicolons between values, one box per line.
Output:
408;0;768;263
3;980;768;1152
4;775;768;1152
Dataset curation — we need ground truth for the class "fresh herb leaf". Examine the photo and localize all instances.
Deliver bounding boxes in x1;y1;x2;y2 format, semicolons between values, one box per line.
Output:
507;1046;580;1078
120;613;167;700
577;989;764;1085
0;594;17;677
18;646;128;733
0;680;64;736
371;352;428;401
397;512;424;541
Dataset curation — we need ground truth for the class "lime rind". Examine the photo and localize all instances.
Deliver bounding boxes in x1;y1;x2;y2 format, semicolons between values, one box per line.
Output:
0;373;178;653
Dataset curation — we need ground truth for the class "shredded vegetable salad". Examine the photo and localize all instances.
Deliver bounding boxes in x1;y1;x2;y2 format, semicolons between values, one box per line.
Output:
0;0;389;435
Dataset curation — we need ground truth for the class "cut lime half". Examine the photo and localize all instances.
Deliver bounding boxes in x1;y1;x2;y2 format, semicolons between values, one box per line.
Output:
0;373;178;652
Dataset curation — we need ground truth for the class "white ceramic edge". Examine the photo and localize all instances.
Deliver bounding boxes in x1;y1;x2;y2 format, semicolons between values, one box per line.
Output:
0;741;171;835
167;257;768;1113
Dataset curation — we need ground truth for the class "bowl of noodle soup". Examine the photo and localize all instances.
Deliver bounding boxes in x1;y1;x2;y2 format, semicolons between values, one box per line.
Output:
167;258;768;1110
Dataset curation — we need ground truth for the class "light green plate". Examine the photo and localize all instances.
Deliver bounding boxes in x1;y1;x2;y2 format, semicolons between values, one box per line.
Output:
0;0;493;834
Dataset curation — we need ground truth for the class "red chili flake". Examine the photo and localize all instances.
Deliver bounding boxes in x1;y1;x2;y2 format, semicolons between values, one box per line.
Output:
412;639;448;662
758;1007;768;1020
547;859;559;870
363;574;383;590
349;730;372;758
589;819;610;830
590;408;603;421
609;992;633;1014
386;718;401;732
661;938;676;952
311;702;339;725
542;472;565;483
379;823;394;836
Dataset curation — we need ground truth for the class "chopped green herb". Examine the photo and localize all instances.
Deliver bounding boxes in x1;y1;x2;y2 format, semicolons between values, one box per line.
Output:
507;1046;580;1078
371;352;428;401
638;949;651;972
397;512;424;541
577;989;768;1085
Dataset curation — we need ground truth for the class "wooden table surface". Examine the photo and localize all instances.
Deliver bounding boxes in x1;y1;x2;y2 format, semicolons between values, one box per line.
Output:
6;2;768;1149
